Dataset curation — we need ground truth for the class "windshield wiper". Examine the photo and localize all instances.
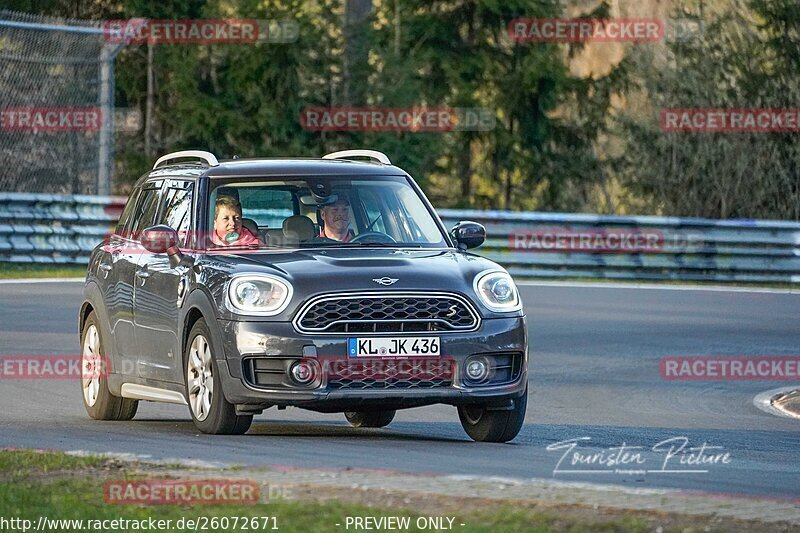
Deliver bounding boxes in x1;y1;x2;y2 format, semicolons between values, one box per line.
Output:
206;245;263;252
337;242;422;248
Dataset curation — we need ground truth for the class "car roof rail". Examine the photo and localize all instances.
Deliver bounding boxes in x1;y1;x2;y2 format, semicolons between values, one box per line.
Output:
153;150;219;169
322;149;391;165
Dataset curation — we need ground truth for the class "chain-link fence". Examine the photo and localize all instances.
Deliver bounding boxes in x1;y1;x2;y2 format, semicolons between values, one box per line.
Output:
0;10;123;195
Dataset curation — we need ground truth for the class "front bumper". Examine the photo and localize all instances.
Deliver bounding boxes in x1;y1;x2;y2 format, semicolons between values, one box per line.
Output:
215;316;528;410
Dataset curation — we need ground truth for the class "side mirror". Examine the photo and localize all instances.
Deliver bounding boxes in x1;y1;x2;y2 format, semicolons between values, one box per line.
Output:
141;225;180;254
450;221;486;250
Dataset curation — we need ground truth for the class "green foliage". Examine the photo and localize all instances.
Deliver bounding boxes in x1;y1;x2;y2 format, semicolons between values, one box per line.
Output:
0;263;86;279
7;0;795;218
97;0;624;212
616;0;800;219
0;450;104;471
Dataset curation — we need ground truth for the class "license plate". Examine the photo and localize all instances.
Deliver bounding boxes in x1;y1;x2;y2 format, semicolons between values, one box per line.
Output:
348;337;440;357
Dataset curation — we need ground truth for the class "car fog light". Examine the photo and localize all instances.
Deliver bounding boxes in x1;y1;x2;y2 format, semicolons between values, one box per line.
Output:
465;357;490;382
289;360;316;385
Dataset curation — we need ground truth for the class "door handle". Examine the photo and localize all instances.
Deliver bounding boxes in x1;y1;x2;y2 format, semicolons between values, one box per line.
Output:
98;263;112;279
135;270;150;279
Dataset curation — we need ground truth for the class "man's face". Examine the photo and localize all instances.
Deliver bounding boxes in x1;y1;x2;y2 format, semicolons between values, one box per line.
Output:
320;200;350;236
214;206;242;237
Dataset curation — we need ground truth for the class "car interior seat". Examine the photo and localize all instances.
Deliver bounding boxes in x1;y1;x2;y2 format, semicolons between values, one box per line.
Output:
241;217;265;243
282;215;316;245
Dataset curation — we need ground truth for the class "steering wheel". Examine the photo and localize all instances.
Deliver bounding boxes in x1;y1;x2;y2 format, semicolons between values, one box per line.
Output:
349;232;397;244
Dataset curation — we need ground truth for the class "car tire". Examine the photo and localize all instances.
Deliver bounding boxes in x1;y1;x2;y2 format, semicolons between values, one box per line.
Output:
457;386;527;443
80;311;138;421
344;410;396;428
184;318;252;435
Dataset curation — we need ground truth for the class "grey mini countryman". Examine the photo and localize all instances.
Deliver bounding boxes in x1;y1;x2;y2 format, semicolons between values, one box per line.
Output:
79;149;528;442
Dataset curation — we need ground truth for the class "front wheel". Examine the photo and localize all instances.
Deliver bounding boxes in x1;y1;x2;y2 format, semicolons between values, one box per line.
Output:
344;410;396;428
185;319;252;435
457;387;527;443
80;311;138;421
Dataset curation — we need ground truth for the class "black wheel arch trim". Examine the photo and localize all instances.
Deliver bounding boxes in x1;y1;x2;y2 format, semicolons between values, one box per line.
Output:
79;281;105;336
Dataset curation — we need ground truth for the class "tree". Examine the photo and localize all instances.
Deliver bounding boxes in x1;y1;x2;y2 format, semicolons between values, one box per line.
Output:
367;0;625;211
616;0;800;219
1;0;643;214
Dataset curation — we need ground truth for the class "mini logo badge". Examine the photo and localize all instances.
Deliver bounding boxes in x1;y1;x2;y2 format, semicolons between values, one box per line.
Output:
372;277;399;286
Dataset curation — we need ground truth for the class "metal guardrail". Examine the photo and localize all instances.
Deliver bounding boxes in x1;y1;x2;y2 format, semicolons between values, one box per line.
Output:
1;193;799;283
438;210;800;283
0;193;124;264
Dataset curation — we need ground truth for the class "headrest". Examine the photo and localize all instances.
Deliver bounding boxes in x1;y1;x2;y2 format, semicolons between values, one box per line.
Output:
241;217;259;236
282;215;315;242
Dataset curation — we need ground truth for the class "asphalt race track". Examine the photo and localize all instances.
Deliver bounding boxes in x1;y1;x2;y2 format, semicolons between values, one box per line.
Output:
0;281;798;501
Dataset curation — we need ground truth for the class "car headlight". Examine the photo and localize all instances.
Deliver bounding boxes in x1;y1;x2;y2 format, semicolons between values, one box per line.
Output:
226;274;293;316
473;270;521;312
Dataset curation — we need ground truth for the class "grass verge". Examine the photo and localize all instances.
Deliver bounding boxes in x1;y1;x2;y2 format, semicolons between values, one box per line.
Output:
0;263;86;279
514;277;799;290
0;449;789;532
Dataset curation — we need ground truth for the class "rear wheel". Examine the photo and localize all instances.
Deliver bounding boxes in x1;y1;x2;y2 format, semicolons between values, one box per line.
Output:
344;410;396;428
80;311;138;421
185;319;252;435
458;387;527;443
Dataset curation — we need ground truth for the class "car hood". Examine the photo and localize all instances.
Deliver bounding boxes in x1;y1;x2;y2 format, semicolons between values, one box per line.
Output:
201;247;509;318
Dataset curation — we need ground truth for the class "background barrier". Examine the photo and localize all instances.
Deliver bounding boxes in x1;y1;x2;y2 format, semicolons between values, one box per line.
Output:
0;193;124;264
438;210;800;283
1;193;799;283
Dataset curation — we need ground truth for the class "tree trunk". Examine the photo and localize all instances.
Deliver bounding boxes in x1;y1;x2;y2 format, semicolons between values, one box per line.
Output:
343;0;372;105
503;119;515;210
457;135;472;206
144;43;155;159
393;0;401;56
504;170;512;210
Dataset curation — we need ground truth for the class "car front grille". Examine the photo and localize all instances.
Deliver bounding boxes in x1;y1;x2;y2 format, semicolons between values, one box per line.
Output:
293;292;480;334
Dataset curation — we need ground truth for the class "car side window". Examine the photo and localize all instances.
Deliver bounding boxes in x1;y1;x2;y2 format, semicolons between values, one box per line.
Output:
158;185;193;245
115;188;141;235
128;187;162;239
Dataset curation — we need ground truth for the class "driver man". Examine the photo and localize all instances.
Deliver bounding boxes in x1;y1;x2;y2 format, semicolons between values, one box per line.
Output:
318;196;354;242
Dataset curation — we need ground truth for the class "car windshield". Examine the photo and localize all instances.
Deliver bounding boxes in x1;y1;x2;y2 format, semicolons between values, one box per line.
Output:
207;176;448;249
